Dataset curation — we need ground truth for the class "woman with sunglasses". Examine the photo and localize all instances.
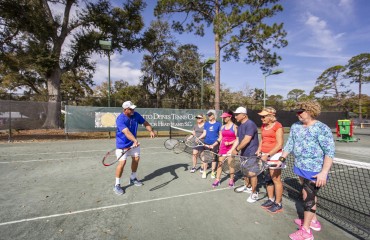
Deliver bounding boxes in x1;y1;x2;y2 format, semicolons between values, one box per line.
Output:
256;107;284;211
277;101;335;240
211;110;238;188
190;114;206;173
198;109;222;179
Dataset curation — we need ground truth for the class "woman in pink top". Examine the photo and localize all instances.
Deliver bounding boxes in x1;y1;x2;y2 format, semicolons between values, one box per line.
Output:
256;107;284;213
212;110;238;188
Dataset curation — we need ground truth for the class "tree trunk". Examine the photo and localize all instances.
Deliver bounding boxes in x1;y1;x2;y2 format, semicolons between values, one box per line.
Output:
42;67;61;129
214;1;221;111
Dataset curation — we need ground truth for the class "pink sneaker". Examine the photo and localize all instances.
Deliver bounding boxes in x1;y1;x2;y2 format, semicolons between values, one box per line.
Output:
212;180;220;188
228;179;234;188
294;219;321;231
289;227;314;240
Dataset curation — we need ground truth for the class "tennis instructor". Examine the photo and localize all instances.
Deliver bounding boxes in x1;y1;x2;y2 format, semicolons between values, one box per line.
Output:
114;101;156;195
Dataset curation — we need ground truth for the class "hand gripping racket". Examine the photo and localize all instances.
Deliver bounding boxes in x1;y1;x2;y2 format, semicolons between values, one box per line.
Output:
102;145;137;166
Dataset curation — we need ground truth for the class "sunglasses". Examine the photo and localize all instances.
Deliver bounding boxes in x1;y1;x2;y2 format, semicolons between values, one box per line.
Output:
196;117;203;119
296;109;305;115
207;114;213;117
261;116;267;119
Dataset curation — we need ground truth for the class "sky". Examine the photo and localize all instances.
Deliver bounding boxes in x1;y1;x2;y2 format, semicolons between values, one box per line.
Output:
92;0;370;99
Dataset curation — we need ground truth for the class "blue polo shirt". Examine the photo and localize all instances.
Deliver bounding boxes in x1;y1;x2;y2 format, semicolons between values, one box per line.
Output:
116;112;145;148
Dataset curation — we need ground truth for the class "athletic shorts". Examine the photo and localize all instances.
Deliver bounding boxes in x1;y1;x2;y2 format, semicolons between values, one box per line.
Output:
116;146;140;161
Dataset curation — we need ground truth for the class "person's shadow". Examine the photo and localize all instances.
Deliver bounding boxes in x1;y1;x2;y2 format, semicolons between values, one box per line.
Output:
140;163;189;191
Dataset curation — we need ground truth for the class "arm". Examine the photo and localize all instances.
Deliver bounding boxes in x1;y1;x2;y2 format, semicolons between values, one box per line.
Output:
231;134;252;155
122;128;140;147
143;121;156;138
313;156;333;187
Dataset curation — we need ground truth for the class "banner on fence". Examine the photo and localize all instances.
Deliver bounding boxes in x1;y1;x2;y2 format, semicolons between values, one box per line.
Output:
65;106;222;133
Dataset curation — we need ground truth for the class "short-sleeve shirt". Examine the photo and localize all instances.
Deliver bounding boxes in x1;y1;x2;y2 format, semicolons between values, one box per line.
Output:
116;112;145;148
203;121;222;145
261;121;283;153
237;119;259;157
193;124;204;138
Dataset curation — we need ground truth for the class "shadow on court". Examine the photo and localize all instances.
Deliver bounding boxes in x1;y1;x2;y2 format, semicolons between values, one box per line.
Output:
141;163;189;191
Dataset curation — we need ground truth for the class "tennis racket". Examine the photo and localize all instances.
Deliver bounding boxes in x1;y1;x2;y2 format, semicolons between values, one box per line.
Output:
199;150;219;163
164;138;179;150
240;156;285;177
184;134;205;148
221;155;241;174
102;146;136;166
173;141;187;154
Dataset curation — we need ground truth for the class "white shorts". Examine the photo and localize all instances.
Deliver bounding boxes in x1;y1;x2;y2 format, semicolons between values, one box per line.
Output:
116;146;140;161
262;152;285;169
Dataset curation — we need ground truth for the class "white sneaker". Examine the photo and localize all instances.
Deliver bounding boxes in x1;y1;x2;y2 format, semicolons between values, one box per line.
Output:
211;171;216;179
235;185;252;193
247;192;259;203
202;171;207;179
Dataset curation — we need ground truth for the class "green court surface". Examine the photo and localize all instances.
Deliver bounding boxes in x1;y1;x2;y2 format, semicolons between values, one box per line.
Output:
0;136;367;240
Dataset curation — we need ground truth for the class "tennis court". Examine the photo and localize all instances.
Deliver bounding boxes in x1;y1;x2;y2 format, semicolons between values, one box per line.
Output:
0;133;368;240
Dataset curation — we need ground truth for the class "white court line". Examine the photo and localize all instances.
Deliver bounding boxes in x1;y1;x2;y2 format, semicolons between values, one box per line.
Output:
0;147;165;157
0;187;229;226
0;151;174;164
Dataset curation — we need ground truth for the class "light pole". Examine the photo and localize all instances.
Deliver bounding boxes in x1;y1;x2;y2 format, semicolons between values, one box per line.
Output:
201;57;216;109
263;69;283;108
99;40;112;107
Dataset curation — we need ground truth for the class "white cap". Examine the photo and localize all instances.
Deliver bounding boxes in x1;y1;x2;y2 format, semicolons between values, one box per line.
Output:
207;109;217;118
234;106;247;114
122;101;137;109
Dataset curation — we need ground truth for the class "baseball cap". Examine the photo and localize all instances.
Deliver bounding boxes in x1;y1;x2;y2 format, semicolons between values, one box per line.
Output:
122;101;137;109
207;109;217;117
234;107;247;114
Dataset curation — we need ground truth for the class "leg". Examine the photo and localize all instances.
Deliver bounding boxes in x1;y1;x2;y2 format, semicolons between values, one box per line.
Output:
270;169;283;204
131;156;140;173
115;160;126;179
301;177;320;232
192;149;199;168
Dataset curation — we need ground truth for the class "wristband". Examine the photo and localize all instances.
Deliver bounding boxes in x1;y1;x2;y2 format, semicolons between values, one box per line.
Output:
236;147;240;152
278;156;286;162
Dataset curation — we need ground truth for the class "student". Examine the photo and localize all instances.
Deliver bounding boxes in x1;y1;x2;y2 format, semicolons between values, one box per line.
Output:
278;101;335;240
211;110;238;188
190;114;206;173
231;106;259;203
198;110;222;179
256;107;284;213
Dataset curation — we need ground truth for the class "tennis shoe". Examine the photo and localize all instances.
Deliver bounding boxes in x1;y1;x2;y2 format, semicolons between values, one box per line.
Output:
228;179;234;188
261;199;275;209
294;219;321;231
267;202;283;213
211;171;216;179
113;184;124;195
129;178;143;186
289;227;314;240
202;171;207;179
199;168;204;173
190;167;196;173
247;192;259;203
235;185;252;193
212;180;220;188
